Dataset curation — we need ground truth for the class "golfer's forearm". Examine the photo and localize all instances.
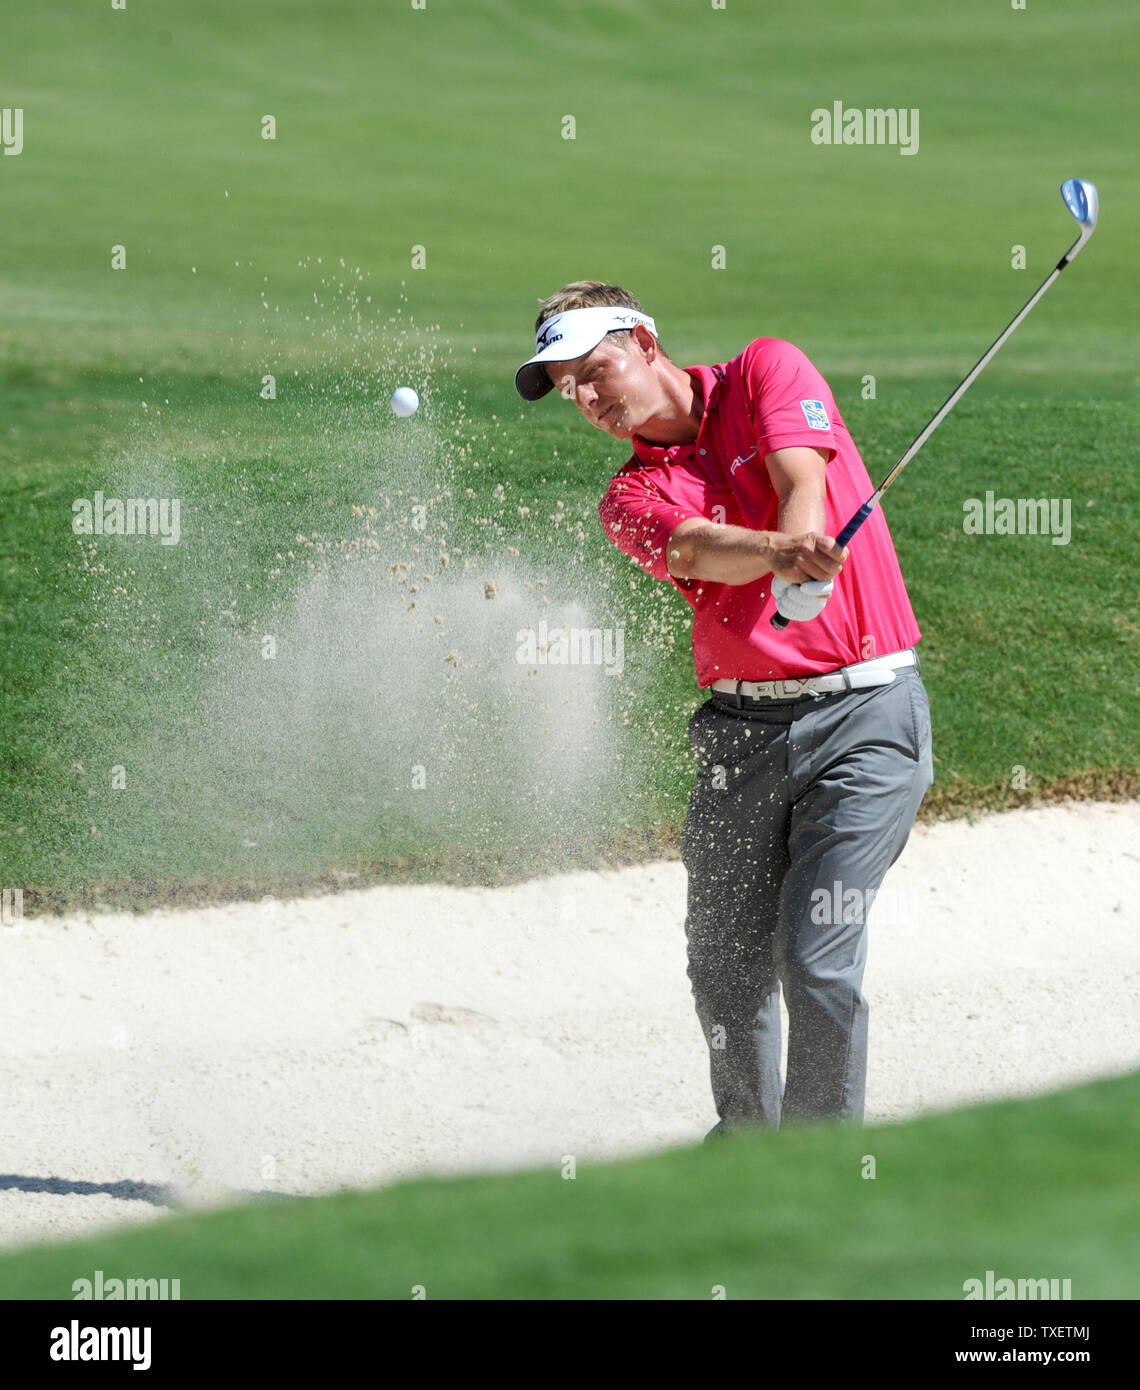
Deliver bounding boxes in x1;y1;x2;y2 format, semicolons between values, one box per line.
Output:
669;523;779;585
777;484;827;540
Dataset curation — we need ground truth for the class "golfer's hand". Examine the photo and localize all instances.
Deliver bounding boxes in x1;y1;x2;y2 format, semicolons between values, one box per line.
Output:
770;576;834;623
768;532;847;585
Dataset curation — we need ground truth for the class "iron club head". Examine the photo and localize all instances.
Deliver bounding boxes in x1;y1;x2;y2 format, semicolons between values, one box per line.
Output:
1061;177;1099;229
1060;178;1099;260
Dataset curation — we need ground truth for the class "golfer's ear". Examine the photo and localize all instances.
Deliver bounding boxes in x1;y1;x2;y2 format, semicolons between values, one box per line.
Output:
630;323;656;359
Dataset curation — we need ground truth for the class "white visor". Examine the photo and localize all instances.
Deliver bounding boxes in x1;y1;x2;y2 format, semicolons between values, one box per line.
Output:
514;306;657;400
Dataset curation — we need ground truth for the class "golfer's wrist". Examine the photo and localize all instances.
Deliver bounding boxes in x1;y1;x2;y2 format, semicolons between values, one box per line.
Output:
753;532;780;581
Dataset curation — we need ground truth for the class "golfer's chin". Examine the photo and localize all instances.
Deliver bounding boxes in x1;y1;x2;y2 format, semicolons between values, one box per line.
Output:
596;409;635;440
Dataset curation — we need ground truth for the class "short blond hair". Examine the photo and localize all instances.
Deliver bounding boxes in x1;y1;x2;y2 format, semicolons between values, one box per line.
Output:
535;280;669;357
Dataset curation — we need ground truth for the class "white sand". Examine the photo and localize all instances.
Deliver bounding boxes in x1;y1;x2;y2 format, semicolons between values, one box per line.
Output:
2;800;1138;1253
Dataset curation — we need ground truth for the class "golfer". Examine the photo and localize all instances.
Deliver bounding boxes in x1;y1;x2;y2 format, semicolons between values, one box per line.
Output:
515;281;934;1133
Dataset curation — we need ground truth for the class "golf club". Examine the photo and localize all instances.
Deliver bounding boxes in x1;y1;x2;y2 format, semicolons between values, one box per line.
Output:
771;177;1100;630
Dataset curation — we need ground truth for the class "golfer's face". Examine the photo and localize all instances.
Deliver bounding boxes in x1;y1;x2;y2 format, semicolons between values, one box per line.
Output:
546;337;648;440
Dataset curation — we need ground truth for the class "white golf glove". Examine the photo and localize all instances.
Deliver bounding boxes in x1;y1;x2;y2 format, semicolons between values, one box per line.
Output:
770;576;834;622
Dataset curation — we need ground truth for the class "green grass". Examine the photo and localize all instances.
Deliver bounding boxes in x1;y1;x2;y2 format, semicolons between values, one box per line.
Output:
1;0;1137;909
1;1069;1137;1299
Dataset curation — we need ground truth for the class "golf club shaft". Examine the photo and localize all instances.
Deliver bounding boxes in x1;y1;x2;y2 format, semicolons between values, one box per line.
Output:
771;221;1093;631
843;249;1076;541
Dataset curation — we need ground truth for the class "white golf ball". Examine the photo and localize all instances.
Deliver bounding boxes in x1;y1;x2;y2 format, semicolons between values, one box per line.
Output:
390;386;419;418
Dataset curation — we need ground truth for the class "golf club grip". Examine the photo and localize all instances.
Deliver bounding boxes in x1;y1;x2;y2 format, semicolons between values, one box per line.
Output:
836;500;876;549
769;499;877;629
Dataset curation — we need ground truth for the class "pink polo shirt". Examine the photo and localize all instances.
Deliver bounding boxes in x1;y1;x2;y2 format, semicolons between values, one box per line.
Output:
597;338;921;686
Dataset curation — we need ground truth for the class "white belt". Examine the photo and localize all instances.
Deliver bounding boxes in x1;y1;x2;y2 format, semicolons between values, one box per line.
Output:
710;649;917;702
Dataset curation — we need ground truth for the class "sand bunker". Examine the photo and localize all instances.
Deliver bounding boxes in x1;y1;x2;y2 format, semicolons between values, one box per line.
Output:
1;799;1138;1252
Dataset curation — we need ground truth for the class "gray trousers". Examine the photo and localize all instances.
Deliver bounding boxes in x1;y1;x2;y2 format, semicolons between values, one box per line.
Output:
680;663;934;1132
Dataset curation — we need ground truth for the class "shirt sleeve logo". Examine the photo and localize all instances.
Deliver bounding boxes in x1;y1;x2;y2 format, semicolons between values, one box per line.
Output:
799;399;830;430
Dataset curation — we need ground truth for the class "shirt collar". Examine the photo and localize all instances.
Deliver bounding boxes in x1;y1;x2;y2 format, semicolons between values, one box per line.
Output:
630;363;725;465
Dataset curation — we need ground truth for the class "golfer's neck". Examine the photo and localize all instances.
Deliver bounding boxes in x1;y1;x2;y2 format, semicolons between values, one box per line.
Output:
636;364;703;447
